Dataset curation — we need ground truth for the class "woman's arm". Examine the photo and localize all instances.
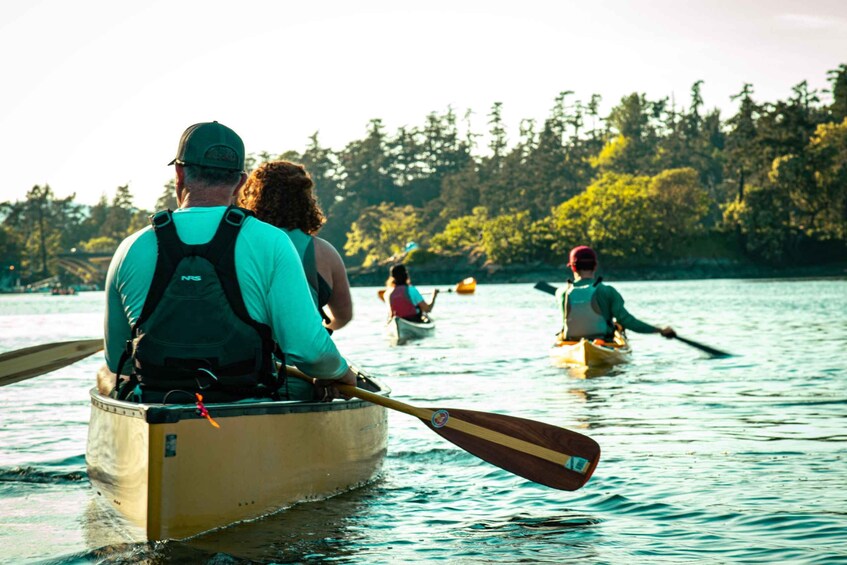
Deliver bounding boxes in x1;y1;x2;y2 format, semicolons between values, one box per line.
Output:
411;286;438;312
315;237;353;331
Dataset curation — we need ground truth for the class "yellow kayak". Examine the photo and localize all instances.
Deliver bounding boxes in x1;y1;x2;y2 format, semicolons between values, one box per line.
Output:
550;332;631;368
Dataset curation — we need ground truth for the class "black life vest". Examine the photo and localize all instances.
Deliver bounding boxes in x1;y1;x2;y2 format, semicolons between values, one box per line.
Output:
116;206;277;400
299;235;334;330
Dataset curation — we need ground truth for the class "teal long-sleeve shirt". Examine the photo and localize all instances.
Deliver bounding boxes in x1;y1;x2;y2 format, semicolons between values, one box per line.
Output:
104;206;348;380
555;279;660;335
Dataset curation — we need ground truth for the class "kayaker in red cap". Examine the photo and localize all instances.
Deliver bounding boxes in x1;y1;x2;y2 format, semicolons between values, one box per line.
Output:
557;245;676;341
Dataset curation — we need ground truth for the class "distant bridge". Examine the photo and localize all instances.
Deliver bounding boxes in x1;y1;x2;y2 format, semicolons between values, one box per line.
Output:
55;251;112;285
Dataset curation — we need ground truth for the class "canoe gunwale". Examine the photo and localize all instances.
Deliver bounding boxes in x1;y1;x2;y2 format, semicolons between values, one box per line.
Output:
89;378;391;424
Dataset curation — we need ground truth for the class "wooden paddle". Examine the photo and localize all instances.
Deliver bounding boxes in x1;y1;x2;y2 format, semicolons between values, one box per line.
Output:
0;338;103;387
288;367;600;491
1;338;601;491
534;280;731;358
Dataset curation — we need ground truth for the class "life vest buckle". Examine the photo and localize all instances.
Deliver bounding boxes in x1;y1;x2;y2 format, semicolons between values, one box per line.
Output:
224;207;248;227
150;210;173;229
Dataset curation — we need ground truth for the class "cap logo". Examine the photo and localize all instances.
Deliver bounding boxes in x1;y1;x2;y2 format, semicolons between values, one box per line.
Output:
169;121;245;171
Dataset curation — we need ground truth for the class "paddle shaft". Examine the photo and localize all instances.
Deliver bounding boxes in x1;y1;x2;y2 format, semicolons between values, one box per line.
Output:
378;288;441;302
534;280;730;357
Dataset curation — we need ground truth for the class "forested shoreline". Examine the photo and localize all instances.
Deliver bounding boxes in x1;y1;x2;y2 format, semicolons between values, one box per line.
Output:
2;65;846;289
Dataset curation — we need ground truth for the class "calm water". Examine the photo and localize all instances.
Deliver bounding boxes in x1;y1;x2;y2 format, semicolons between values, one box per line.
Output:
1;279;846;564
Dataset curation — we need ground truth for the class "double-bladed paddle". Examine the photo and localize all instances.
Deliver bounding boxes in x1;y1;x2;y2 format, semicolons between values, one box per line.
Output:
378;288;444;302
1;338;601;491
534;280;731;358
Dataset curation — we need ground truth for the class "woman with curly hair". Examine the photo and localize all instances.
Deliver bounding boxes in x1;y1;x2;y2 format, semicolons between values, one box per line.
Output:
237;161;353;332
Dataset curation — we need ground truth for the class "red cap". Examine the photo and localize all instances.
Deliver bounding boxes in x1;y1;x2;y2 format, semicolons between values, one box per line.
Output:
568;246;597;269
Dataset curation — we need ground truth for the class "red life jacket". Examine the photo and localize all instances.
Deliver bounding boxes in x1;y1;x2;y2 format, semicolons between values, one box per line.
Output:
388;285;418;318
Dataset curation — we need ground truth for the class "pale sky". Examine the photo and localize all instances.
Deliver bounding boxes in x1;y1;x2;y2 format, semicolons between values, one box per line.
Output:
1;0;845;210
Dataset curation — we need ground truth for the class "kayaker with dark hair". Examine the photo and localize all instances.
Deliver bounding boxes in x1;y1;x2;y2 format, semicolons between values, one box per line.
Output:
384;264;438;323
102;121;357;403
557;245;676;341
237;160;353;333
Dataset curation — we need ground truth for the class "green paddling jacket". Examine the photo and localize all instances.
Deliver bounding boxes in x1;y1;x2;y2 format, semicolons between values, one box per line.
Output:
555;278;659;338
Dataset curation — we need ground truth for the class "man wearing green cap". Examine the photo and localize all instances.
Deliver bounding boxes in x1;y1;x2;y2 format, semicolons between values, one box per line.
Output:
101;121;356;402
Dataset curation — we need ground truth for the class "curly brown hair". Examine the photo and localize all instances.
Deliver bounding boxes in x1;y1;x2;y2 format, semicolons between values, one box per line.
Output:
237;161;325;234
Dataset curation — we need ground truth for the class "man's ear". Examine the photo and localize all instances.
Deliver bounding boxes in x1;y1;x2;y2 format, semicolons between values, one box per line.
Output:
175;166;186;207
231;172;248;204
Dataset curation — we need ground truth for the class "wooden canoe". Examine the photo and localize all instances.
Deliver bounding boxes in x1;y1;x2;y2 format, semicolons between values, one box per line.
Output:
387;316;435;344
551;332;632;368
86;374;389;541
455;277;476;294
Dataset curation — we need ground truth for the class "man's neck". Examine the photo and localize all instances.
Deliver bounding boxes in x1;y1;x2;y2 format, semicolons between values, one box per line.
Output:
574;270;596;282
179;195;232;208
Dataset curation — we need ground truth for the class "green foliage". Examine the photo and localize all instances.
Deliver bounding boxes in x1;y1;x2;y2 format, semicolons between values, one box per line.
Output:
80;236;120;253
550;173;655;261
480;210;539;264
404;247;436;265
431;207;551;265
722;185;793;263
648;168;714;240
768;118;847;241
0;225;23;269
430;207;488;254
600;93;663;175
100;185;135;240
808;118;847;240
829;64;847;121
155;180;178;211
548;169;713;263
592;135;631;171
438;163;481;220
344;203;424;267
5;185;76;277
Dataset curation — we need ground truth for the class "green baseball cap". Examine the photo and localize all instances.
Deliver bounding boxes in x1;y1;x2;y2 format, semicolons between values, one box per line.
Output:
168;121;245;171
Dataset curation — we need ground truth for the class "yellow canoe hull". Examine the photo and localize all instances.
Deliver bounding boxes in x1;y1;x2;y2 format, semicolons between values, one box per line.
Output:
551;334;632;368
86;382;388;541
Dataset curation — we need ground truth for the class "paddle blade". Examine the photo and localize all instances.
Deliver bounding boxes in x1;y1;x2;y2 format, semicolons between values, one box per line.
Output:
420;407;600;491
534;281;557;296
0;339;103;387
673;335;731;358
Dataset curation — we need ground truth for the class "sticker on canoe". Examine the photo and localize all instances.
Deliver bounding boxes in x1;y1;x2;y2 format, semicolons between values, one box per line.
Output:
165;434;177;458
564;456;590;474
431;409;449;428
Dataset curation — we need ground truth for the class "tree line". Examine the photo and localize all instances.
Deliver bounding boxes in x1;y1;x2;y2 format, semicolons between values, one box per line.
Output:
2;65;845;287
